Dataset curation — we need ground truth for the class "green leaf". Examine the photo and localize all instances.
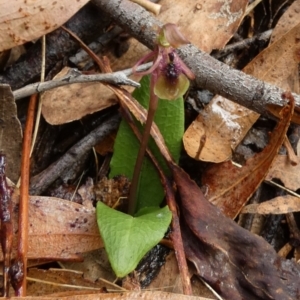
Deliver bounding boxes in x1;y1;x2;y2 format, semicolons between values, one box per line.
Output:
96;201;172;278
110;75;184;210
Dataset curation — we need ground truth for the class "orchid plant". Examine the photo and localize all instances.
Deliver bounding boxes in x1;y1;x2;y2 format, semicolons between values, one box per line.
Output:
97;23;194;278
128;23;195;214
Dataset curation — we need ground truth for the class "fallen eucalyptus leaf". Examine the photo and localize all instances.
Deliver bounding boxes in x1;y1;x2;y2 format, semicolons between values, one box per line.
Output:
0;193;103;261
265;154;300;191
241;195;300;214
0;0;89;51
41;68;118;125
170;162;300;299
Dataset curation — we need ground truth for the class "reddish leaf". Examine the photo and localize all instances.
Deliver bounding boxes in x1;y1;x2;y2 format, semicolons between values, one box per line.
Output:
170;162;300;299
202;94;294;219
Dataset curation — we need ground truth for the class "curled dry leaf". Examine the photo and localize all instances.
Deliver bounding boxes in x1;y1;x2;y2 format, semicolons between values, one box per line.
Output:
170;162;300;299
241;195;300;214
202;95;294;219
42;0;248;125
183;19;300;163
0;85;22;183
0;0;89;52
265;154;300;191
0;193;103;261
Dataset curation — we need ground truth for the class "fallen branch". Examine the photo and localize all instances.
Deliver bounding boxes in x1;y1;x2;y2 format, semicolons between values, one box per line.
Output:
13;64;153;100
93;0;300;120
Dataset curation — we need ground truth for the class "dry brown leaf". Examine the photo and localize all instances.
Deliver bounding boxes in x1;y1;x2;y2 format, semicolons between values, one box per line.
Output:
241;195;300;214
42;0;248;125
183;16;300;163
171;160;300;299
0;0;89;52
157;0;248;52
0;84;22;183
41;68;119;125
201;97;294;219
0;193;103;261
265;154;300;191
183;97;258;162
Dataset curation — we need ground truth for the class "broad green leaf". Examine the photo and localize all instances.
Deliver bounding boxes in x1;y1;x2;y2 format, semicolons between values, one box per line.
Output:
110;75;184;210
96;202;172;278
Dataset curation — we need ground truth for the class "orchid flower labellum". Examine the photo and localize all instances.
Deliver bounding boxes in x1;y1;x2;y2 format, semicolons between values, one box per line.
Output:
133;23;195;100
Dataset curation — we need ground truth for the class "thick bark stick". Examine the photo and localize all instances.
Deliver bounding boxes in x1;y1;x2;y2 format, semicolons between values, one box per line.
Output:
93;0;300;118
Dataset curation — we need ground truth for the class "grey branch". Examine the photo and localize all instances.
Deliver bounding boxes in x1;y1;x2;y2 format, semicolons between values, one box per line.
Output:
13;63;152;100
93;0;300;117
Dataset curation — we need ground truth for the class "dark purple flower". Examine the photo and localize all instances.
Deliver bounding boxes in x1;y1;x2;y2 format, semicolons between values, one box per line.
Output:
133;23;195;100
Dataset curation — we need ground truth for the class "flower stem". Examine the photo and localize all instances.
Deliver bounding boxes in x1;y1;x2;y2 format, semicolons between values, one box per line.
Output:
128;76;158;215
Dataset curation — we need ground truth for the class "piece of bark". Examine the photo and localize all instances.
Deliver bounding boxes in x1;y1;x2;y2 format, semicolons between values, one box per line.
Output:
0;3;111;90
93;0;300;122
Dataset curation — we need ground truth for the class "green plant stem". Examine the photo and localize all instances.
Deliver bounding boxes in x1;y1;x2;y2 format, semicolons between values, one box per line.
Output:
128;91;158;215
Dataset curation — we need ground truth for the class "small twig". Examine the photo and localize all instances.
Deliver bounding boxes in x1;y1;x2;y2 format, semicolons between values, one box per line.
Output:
69;26;123;67
214;29;272;59
283;136;298;166
14;93;38;296
62;26;107;72
0;155;13;297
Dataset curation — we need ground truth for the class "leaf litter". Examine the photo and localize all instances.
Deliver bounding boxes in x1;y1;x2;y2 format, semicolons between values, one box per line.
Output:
1;0;300;299
202;94;294;219
183;5;300;162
